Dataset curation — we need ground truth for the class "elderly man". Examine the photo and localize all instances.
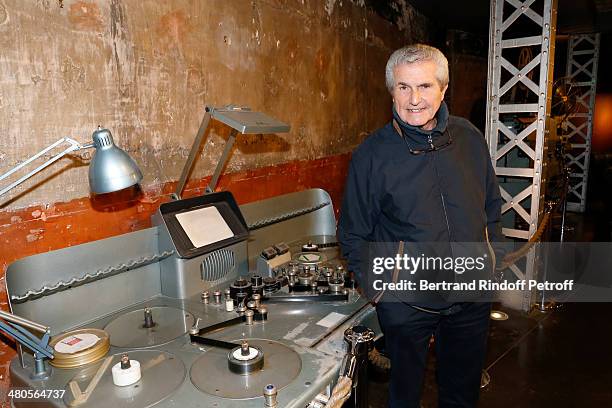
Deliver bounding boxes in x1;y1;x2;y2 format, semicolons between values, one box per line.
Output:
337;44;503;407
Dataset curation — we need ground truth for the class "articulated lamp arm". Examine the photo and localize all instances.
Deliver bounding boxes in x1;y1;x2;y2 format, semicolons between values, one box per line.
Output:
0;127;142;198
0;138;86;197
173;105;290;200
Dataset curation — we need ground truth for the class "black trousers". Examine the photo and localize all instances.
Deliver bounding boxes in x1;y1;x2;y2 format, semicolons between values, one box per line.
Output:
376;302;491;408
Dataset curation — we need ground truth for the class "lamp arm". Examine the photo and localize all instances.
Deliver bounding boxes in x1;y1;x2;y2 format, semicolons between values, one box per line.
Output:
0;310;53;360
173;108;212;200
0;137;89;197
173;104;289;199
206;128;238;194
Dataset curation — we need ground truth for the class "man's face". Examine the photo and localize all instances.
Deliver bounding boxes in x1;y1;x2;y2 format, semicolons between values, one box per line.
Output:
391;60;448;131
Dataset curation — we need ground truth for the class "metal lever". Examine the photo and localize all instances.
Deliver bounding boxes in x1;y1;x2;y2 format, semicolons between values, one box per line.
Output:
189;316;246;349
339;326;375;407
0;310;53;380
340;326;374;379
189;318;202;335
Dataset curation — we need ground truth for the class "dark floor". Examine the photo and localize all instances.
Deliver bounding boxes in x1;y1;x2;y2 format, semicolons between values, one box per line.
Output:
366;303;612;408
363;208;612;407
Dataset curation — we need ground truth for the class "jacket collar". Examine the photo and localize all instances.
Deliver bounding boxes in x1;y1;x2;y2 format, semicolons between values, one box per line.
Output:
392;101;450;149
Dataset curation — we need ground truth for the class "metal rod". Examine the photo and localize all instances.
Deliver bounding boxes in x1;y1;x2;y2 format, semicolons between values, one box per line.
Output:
0;138;78;181
34;356;47;378
206;129;239;194
173;109;212;200
7;297;26;369
354;359;369;407
0;320;53;360
538;216;553;311
0;309;48;333
18;343;25;369
0;138;84;197
560;171;569;243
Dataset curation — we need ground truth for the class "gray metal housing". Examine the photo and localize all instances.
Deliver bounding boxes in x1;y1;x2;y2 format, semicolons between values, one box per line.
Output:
5;188;379;408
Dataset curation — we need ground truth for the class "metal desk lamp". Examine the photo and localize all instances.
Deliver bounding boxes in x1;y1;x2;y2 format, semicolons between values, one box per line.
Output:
173;105;290;200
0;127;143;198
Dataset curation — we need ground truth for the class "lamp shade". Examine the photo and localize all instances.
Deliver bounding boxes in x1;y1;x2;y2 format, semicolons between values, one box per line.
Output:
88;128;143;194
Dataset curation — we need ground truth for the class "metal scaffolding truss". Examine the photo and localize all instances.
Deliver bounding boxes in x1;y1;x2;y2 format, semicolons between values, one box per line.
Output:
562;34;600;213
486;0;557;309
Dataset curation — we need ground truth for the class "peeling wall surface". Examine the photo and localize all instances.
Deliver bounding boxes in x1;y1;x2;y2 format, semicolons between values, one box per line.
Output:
0;0;431;392
0;0;430;210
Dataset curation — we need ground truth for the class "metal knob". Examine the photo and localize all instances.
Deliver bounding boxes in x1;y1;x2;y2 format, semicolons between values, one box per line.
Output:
257;306;268;321
263;384;278;407
143;307;155;328
251;275;263;287
236;304;247;316
329;279;344;293
344;326;375;350
252;293;262;308
120;353;131;370
288;274;296;286
241;340;250;356
201;291;210;304
245;309;255;325
310;281;318;293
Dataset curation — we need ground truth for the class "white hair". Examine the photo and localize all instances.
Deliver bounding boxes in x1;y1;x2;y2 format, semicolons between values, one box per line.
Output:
385;44;449;92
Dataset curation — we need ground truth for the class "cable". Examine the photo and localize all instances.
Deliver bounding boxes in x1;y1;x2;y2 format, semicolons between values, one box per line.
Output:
325;376;353;408
496;200;558;271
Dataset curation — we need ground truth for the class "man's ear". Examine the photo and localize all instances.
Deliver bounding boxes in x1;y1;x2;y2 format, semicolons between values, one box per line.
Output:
441;84;449;99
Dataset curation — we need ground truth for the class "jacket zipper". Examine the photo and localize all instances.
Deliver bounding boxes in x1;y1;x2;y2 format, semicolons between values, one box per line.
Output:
430;148;455;290
439;191;452;240
430;148;452;241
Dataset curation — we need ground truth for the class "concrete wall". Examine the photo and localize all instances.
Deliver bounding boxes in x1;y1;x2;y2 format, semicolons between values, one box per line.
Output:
0;0;432;393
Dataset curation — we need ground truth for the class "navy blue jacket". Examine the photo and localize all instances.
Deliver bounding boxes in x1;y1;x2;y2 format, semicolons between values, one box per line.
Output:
337;103;503;300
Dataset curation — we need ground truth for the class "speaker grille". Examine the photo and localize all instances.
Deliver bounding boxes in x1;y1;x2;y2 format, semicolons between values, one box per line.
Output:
201;249;235;282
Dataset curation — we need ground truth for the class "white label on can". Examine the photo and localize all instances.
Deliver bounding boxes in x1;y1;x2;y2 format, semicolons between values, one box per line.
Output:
54;333;100;354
